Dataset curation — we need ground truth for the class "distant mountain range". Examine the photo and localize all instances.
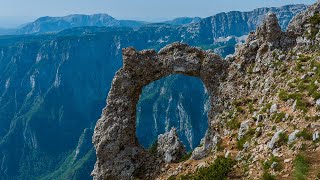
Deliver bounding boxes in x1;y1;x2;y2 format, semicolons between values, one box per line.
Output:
0;4;308;180
3;3;306;36
16;14;146;34
0;14;203;35
0;28;16;36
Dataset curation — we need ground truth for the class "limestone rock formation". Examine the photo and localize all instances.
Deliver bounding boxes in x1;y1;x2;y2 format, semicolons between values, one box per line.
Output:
157;128;187;163
93;2;320;179
92;43;228;179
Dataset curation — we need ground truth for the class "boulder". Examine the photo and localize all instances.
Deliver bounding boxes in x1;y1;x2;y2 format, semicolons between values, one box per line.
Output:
270;104;278;114
157;128;187;163
238;120;251;140
268;130;283;149
313;131;319;141
288;130;300;144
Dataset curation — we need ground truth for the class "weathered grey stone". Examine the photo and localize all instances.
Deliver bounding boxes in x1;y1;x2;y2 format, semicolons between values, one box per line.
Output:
313;131;319;141
316;99;320;107
92;42;228;179
256;12;282;48
292;100;297;111
270;104;278;114
157;128;186;163
271;162;279;169
238;120;251;140
191;133;220;160
288;130;300;144
268;130;283;149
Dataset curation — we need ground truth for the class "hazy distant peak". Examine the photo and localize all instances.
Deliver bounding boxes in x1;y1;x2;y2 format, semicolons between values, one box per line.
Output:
163;17;202;26
17;13;141;34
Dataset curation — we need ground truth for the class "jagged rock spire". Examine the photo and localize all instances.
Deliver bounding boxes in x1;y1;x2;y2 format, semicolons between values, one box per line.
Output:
256;12;282;45
157;128;187;163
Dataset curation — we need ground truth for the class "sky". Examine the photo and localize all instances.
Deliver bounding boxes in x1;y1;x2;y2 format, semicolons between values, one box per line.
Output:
0;0;317;27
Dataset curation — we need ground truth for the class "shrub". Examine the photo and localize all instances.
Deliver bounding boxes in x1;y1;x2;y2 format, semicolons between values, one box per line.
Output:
279;89;289;101
262;172;276;180
272;112;286;123
261;103;273;113
248;102;255;114
263;155;282;172
296;129;313;141
297;55;312;62
279;91;308;112
148;140;158;155
237;137;247;150
278;132;289;146
168;175;177;180
237;128;255;150
179;156;235;180
293;153;309;180
309;13;320;39
178;152;192;162
226;117;240;130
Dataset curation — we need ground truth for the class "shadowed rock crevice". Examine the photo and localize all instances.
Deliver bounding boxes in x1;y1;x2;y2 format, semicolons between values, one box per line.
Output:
92;43;228;179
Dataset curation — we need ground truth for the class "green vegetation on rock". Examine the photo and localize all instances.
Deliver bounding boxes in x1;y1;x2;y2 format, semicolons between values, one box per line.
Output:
293;153;310;180
172;156;235;180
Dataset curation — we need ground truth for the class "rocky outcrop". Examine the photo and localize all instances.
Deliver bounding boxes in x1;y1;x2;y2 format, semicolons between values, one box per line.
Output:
92;43;228;179
93;2;320;179
0;4;309;180
157;128;187;163
188;4;307;45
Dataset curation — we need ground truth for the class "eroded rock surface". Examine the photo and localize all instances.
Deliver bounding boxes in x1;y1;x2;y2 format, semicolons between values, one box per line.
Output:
92;42;228;179
157;128;187;163
93;2;320;179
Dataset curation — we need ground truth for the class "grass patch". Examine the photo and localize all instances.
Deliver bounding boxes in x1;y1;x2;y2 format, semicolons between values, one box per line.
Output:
263;155;283;171
261;102;272;113
278;132;289;146
293;153;310;180
177;156;235;180
272;112;286;123
296;129;313;141
237;128;255;150
248;102;255;114
316;171;320;180
178;152;192;162
168;175;177;180
309;13;320;39
262;172;276;180
226;117;240;130
278;90;308;113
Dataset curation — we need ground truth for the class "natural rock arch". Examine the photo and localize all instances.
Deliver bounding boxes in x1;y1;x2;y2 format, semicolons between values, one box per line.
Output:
92;43;228;179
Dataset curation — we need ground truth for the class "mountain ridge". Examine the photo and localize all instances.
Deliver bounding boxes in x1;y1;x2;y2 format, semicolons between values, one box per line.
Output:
0;4;309;179
93;2;320;179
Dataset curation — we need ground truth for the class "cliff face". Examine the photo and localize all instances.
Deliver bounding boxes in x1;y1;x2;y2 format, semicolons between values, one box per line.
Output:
0;31;124;179
93;2;320;180
186;4;307;45
0;4;308;179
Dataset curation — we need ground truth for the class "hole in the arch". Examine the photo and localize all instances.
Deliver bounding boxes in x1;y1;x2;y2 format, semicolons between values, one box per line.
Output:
136;74;210;151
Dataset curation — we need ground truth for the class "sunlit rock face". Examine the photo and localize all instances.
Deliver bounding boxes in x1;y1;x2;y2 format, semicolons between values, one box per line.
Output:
0;4;307;179
92;43;228;180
